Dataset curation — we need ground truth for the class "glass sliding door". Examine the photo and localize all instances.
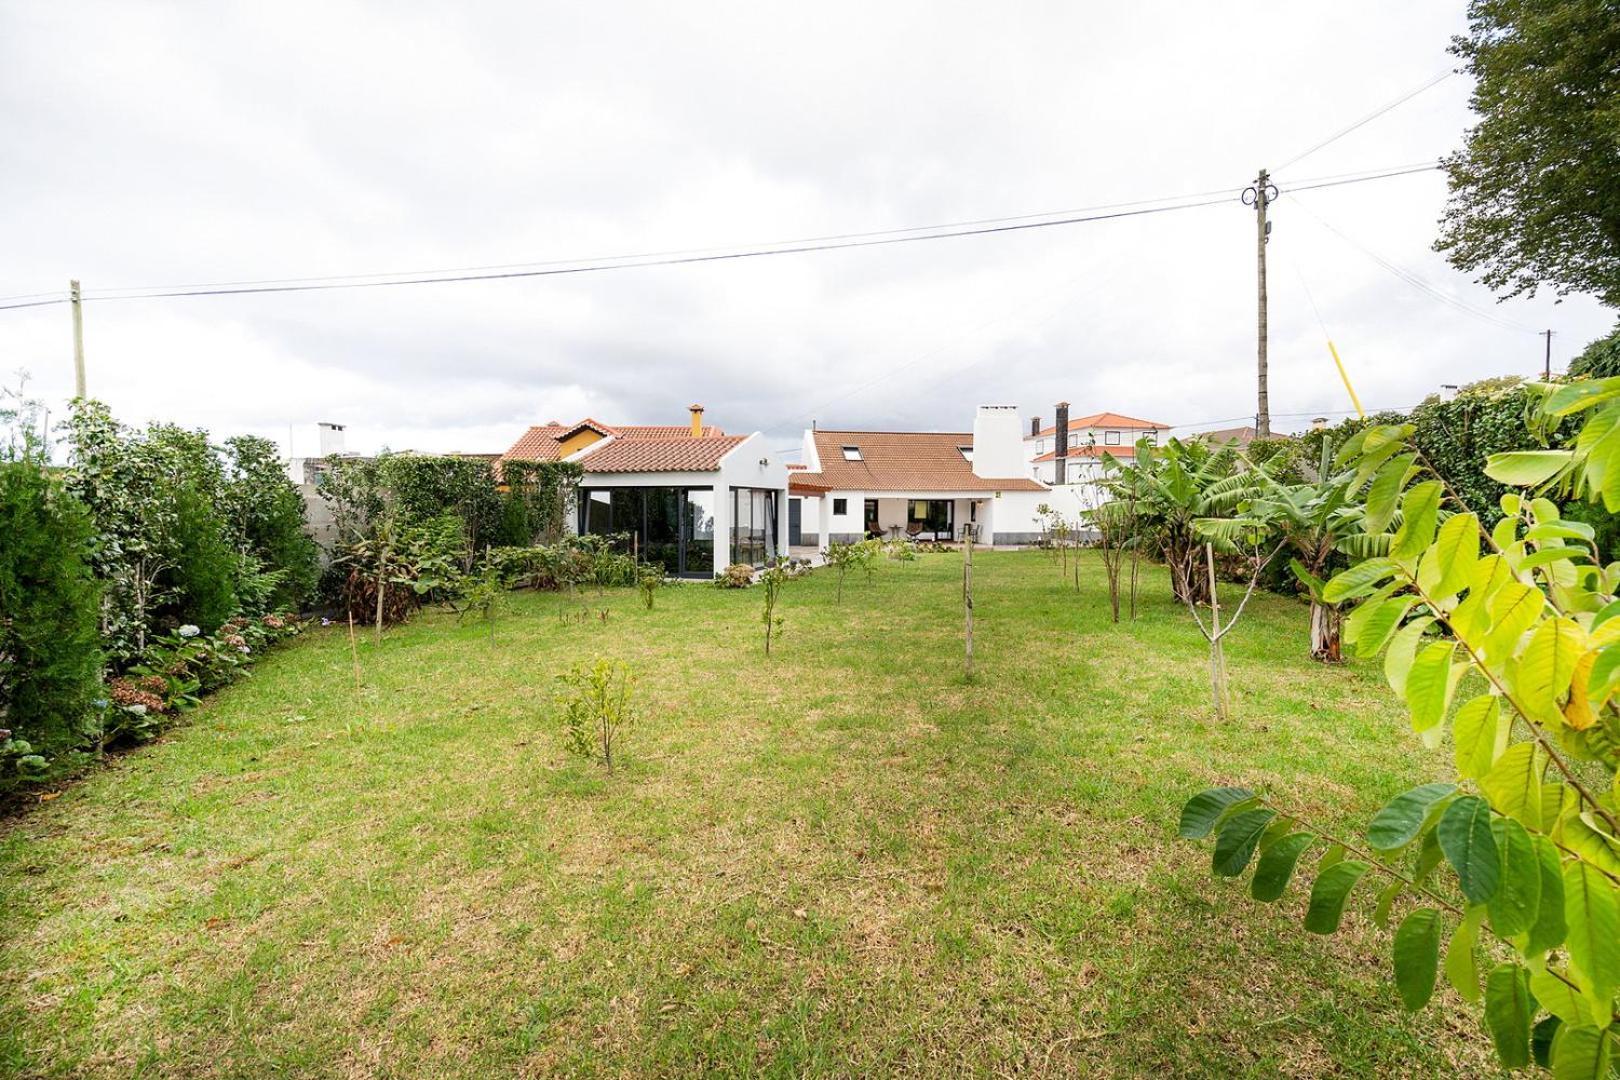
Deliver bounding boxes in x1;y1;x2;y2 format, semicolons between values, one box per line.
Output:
685;490;714;572
729;487;778;567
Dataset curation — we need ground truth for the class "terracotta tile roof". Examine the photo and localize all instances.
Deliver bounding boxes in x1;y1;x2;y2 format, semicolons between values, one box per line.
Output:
580;435;749;474
501;424;572;462
799;429;1045;493
500;420;725;464
1032;444;1138;462
1195;425;1257;446
1029;411;1169;438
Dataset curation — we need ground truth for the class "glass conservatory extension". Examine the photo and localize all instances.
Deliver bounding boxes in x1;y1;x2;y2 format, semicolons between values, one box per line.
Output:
579;487;716;578
579;485;782;577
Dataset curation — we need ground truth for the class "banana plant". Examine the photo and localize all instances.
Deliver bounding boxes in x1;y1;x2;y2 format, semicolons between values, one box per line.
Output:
1103;437;1260;607
1182;379;1620;1074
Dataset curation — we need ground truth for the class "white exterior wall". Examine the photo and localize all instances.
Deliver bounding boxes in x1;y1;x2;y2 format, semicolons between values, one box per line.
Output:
971;405;1026;480
823;489;865;545
789;493;822;545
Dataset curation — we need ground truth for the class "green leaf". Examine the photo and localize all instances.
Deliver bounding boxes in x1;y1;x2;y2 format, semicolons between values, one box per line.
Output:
1372;879;1402;928
1383;616;1434;697
1534;1015;1562;1068
1363;452;1415;534
1303;860;1370;935
1392;908;1442;1011
1405;640;1457;734
1431;512;1480;598
1484;449;1574;487
1212;808;1275;877
1487;816;1541;938
1249;832;1313;903
1445;906;1484;1002
1528;833;1568;955
1484;962;1533;1068
1532;966;1590;1024
1453;694;1506;781
1323;557;1400;604
1517;617;1586;725
1438;795;1499;904
1367;783;1457;852
1518;544;1588;573
1347;594;1417;660
1563;860;1620;1025
1482;743;1547;831
1483;582;1543;663
1391;481;1443;561
1551;1024;1611;1080
1178;787;1254;839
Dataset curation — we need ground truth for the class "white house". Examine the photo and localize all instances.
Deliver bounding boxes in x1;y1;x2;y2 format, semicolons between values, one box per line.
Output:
501;406;789;578
788;405;1050;548
1022;404;1169;485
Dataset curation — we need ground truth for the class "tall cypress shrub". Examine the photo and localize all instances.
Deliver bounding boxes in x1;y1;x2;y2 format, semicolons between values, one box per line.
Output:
0;460;103;762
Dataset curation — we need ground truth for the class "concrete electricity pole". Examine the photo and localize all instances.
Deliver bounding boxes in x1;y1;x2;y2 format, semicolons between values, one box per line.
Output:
1244;170;1278;438
1544;329;1554;380
70;279;86;398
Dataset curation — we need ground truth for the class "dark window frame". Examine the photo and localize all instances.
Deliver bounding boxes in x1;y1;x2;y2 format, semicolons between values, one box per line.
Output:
832;497;848;515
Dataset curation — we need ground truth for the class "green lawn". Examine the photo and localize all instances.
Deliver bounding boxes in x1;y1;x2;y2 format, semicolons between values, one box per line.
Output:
0;550;1494;1077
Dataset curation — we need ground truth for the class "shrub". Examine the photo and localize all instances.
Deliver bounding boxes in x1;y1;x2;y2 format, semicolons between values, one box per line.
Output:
555;659;633;771
638;566;663;610
0;458;104;778
823;539;876;602
714;563;754;588
222;435;319;610
166;479;238;634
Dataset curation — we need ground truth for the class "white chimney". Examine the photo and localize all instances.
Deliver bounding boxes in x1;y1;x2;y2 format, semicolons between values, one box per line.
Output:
317;422;347;456
970;405;1025;479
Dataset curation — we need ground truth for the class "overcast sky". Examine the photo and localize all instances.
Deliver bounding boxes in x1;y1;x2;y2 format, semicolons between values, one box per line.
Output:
2;1;1615;461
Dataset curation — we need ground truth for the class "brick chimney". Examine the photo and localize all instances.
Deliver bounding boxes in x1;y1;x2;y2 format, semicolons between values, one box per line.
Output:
1030;415;1041;438
689;403;705;438
1054;402;1070;485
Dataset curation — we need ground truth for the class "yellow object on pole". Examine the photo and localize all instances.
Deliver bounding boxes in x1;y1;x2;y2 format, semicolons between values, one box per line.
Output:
1327;340;1364;419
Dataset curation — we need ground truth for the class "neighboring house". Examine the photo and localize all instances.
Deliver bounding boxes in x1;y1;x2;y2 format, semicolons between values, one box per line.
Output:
1022;404;1169;486
500;405;788;579
788;405;1048;547
1191;424;1257;448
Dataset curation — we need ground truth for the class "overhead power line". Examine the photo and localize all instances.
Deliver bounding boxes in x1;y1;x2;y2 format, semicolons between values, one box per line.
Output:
1287;194;1538;334
1279;70;1457;171
0;162;1445;313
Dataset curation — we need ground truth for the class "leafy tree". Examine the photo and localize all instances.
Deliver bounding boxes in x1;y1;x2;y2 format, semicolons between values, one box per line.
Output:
556;659;634;772
222;436;318;611
1568;322;1620;380
1437;0;1620;305
1182;381;1620;1073
823;539;876;603
0;425;103;779
761;559;787;656
166;479;238;633
1105;437;1255;606
1201;439;1385;661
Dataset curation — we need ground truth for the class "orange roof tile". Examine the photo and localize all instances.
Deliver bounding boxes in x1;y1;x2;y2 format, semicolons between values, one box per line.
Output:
800;429;1044;493
1029;411;1169;438
500;420;725;464
580;435;749;474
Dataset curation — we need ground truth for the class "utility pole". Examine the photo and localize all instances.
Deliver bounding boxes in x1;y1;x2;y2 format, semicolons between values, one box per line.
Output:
70;279;86;398
1543;329;1554;380
1244;170;1278;438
